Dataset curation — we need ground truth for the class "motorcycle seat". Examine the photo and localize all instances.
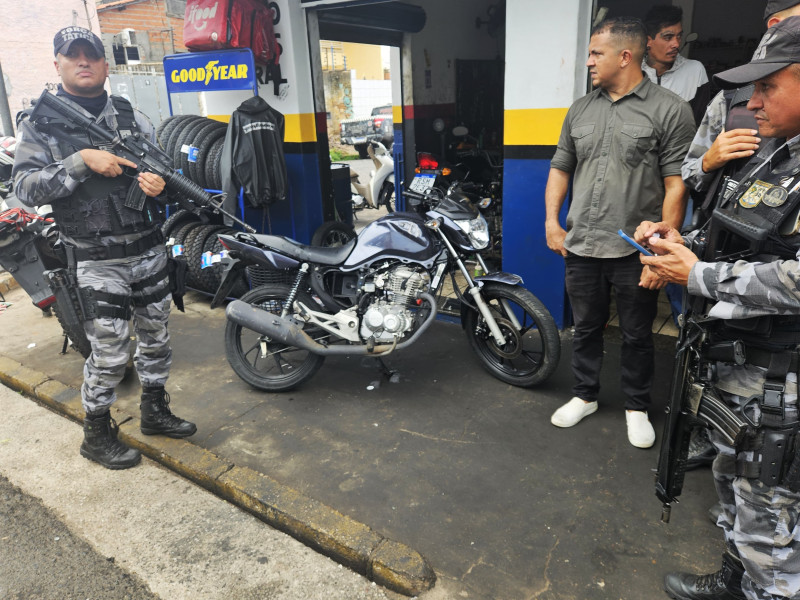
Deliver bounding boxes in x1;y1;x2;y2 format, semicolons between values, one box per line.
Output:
245;232;356;266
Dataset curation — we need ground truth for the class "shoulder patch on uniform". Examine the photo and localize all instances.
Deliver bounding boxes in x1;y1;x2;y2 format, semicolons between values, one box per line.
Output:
739;180;772;209
763;186;789;207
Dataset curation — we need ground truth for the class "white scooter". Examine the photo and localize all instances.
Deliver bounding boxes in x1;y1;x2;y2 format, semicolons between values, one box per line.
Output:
350;140;395;212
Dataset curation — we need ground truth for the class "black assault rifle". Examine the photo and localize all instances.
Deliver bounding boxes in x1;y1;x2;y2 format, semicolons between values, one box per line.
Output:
27;90;255;233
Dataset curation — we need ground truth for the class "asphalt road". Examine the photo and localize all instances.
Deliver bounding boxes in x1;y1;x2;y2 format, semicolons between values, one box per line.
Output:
0;383;398;600
0;474;159;600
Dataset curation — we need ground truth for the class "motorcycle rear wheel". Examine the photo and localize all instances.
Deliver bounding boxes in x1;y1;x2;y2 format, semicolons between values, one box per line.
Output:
463;282;560;387
224;284;325;392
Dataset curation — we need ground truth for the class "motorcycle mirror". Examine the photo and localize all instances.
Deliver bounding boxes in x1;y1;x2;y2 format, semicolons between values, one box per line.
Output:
452;125;469;137
680;32;698;51
432;118;445;133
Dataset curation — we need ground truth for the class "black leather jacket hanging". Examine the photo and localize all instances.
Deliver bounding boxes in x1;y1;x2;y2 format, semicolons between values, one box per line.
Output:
220;95;288;211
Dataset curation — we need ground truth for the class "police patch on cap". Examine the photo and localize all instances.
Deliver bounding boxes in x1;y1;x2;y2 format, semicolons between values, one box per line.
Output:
53;26;105;58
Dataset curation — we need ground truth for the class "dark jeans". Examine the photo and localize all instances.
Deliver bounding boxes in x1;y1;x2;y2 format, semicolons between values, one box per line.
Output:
565;253;659;411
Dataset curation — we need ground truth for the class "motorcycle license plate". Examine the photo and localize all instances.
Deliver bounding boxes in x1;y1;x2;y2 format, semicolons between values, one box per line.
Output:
408;173;436;193
352;137;367;144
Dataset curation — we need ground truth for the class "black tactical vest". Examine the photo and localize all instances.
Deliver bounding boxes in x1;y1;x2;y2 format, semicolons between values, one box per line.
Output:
705;138;800;348
49;96;160;241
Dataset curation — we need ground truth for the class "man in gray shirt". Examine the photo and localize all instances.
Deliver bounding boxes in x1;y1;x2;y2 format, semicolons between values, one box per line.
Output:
544;16;695;448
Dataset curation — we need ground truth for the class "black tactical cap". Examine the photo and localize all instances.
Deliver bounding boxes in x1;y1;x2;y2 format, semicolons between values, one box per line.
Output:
53;26;105;58
714;15;800;88
765;0;800;22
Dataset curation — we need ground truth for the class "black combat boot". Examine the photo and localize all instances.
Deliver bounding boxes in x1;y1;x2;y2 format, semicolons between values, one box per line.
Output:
80;411;142;470
664;551;745;600
140;386;197;438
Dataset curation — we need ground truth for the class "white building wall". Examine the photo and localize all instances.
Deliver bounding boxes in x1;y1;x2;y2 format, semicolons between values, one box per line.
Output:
0;0;102;133
505;0;593;112
349;78;392;119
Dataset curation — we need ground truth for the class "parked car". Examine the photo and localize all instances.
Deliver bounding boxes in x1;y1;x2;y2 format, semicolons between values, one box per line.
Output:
340;104;393;158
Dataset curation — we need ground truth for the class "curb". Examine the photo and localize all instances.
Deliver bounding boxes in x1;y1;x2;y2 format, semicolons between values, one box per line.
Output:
0;355;436;597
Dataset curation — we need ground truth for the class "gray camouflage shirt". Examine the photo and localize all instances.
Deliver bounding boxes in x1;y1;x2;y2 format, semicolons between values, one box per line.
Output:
13;92;160;249
680;90;727;193
687;136;800;320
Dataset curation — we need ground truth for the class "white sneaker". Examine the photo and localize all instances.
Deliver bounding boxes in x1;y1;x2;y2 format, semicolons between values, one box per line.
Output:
551;397;598;428
626;410;656;448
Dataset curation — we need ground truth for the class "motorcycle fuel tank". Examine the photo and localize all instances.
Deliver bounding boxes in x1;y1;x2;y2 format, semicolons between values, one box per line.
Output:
342;213;439;270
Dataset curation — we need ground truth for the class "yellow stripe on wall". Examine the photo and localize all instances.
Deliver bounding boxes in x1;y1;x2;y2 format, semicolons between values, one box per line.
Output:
207;113;319;144
284;113;318;144
393;105;402;124
504;108;569;146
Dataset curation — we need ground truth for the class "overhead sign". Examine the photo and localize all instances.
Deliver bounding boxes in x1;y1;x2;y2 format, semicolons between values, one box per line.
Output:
163;49;258;95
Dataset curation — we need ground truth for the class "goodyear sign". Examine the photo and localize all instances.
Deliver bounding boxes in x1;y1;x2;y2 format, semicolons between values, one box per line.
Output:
163;49;258;95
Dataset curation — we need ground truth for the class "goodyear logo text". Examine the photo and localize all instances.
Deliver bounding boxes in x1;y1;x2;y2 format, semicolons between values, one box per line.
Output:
170;60;249;86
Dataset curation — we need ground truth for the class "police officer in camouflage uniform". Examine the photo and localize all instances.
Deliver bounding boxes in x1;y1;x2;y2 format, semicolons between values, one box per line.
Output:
676;2;800;476
636;16;800;600
13;27;196;470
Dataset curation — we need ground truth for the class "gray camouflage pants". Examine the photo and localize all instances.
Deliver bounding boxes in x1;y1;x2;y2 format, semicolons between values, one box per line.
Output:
76;247;172;415
711;368;800;599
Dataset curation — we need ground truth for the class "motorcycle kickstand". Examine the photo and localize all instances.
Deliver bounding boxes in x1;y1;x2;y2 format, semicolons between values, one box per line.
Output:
367;357;400;384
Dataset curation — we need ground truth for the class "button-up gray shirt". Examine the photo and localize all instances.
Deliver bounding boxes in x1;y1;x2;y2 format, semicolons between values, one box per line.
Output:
551;76;695;258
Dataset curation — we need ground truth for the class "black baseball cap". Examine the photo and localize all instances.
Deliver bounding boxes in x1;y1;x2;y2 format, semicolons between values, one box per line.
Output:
765;1;800;22
714;16;800;88
53;26;105;58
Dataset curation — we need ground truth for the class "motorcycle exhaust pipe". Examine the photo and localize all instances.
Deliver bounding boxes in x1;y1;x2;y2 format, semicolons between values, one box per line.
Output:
225;293;438;356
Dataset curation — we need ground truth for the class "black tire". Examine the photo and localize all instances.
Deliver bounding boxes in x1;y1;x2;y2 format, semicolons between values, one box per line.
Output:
354;143;368;159
204;231;249;297
157;115;194;151
206;137;226;190
311;221;356;247
51;301;91;358
162;209;200;242
189;122;226;187
224;284;326;392
182;120;219;181
378;181;395;212
462;282;560;387
185;224;228;291
173;118;210;172
165;116;203;166
172;220;205;249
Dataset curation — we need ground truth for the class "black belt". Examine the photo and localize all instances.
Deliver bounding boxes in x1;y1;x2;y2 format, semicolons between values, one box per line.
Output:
746;346;800;370
72;229;165;262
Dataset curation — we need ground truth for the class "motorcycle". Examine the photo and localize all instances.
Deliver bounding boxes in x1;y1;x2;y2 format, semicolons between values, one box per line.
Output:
0;196;91;357
209;185;560;392
412;128;503;263
349;140;395;213
0;136;17;198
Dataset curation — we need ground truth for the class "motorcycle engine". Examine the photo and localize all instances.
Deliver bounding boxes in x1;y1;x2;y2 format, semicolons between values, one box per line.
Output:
360;265;431;343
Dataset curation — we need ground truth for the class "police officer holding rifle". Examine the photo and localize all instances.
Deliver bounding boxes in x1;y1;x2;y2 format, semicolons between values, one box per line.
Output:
635;16;800;600
13;27;197;470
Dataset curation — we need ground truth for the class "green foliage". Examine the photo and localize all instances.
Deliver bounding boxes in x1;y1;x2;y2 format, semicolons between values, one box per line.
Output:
330;148;359;161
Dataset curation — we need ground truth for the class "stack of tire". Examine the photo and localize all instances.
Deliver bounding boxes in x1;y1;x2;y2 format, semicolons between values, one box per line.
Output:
155;114;228;190
156;116;248;297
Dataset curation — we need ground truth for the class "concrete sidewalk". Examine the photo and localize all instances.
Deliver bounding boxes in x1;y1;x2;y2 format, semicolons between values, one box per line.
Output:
0;271;722;599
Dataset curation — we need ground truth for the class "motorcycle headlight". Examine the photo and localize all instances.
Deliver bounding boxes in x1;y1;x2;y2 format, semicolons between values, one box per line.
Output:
455;215;490;250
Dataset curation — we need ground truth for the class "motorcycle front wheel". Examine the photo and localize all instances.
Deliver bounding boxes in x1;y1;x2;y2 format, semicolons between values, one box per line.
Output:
224;284;325;392
463;282;560;387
